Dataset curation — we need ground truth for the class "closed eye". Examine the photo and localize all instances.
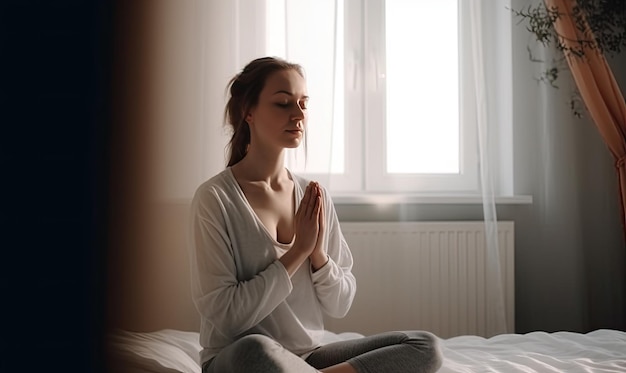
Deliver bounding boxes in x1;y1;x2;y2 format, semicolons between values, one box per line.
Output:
274;98;308;109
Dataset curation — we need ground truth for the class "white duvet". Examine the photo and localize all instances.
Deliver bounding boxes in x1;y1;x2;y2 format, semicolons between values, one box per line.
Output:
439;330;626;372
109;329;626;373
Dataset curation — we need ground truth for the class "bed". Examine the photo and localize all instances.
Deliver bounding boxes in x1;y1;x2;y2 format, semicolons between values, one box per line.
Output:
107;328;626;372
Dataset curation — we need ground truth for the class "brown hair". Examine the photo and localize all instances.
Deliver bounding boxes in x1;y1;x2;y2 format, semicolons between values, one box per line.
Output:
224;56;305;167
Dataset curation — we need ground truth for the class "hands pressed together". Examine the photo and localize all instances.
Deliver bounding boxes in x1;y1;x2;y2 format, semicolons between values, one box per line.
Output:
293;181;328;272
279;181;329;276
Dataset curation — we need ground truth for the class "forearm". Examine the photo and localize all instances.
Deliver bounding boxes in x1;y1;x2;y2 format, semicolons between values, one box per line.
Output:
280;243;315;276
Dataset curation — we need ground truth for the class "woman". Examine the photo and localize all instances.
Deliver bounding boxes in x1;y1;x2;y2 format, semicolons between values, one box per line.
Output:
189;56;442;373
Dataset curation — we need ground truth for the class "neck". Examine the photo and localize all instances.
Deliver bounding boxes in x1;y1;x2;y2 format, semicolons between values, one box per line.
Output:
232;145;288;184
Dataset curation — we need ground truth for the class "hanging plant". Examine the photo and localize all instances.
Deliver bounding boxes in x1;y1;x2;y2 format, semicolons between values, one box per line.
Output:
511;0;626;117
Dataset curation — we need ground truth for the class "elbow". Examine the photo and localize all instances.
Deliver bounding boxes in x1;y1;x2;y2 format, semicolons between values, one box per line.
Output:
203;309;250;338
194;294;249;338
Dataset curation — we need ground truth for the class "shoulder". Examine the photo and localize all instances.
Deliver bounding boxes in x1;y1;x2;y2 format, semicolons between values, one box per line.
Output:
195;169;231;193
191;168;238;212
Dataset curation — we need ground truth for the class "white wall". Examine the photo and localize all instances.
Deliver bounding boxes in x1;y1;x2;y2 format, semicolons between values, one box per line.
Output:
140;0;270;201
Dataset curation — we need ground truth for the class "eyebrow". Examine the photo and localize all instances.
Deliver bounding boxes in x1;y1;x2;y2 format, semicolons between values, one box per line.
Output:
272;90;309;99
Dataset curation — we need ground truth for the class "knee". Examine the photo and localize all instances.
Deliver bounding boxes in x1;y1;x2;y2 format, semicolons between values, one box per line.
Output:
230;334;281;362
402;331;443;371
209;335;290;373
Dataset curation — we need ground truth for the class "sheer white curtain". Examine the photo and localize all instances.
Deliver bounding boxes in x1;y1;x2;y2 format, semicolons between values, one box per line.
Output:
465;0;510;336
198;0;271;181
267;0;343;188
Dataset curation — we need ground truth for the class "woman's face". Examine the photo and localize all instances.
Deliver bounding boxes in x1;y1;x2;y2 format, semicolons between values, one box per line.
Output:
246;69;308;151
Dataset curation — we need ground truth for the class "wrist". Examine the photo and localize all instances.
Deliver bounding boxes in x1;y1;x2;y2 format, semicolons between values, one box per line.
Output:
310;253;329;272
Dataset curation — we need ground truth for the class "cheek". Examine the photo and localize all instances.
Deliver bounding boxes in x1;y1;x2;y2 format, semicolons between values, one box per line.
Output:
260;107;289;122
252;110;285;131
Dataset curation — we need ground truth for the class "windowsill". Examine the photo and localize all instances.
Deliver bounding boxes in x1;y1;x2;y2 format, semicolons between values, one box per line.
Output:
330;193;533;205
155;194;533;206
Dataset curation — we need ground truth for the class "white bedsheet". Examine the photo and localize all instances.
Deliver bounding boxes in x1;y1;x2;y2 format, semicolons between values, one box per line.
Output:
109;329;626;373
439;329;626;372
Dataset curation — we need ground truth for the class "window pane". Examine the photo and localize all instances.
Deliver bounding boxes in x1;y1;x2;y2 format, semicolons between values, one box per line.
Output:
385;0;459;174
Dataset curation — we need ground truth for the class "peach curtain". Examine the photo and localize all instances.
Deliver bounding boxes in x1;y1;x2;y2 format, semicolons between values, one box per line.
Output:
544;0;626;235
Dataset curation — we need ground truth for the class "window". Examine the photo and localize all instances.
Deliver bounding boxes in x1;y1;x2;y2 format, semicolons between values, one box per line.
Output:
266;0;511;196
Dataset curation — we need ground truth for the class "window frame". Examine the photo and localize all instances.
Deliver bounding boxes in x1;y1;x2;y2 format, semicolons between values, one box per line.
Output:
269;0;514;197
350;0;479;194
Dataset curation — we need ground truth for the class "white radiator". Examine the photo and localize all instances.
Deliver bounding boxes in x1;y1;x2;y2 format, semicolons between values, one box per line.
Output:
325;221;515;338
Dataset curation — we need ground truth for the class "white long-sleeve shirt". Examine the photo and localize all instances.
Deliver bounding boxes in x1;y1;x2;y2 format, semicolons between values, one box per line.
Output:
188;168;357;365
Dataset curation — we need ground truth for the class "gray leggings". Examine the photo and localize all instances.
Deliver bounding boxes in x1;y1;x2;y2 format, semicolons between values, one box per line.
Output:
203;331;442;373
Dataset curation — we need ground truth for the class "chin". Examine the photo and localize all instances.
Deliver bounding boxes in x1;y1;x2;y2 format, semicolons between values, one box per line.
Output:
284;139;302;148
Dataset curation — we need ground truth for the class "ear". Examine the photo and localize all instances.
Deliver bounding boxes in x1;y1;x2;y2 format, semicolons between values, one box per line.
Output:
245;110;254;125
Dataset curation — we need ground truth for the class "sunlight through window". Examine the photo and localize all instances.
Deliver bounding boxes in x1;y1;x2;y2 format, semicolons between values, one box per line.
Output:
385;0;459;174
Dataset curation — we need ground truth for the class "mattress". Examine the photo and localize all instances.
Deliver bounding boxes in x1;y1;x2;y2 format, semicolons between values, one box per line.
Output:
108;329;626;372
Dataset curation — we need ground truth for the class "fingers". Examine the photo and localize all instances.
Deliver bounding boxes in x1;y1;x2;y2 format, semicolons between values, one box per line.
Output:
303;183;314;219
310;182;321;219
297;183;312;217
293;182;323;254
317;188;325;230
300;181;320;219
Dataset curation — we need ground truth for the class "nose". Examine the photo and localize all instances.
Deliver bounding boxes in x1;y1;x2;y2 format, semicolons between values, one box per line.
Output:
291;103;306;121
